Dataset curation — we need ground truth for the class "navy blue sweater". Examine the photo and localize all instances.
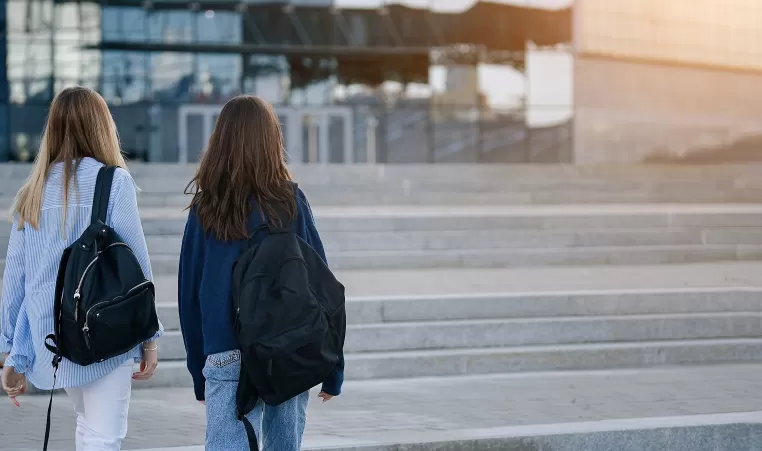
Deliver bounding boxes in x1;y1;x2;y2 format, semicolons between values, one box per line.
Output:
178;189;344;401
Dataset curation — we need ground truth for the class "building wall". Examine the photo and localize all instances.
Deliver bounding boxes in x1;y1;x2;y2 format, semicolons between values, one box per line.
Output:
573;0;762;164
575;0;762;72
574;57;762;164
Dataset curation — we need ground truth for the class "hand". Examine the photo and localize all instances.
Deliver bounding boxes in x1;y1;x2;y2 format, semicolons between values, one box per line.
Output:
318;392;334;403
132;342;158;381
199;400;206;406
2;365;26;406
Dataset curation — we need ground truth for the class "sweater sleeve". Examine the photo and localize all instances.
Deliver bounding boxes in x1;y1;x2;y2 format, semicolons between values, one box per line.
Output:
178;210;206;401
109;168;164;342
297;189;344;396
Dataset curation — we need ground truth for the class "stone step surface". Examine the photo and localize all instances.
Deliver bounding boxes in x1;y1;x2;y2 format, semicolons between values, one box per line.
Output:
153;312;762;359
345;338;762;379
4;204;762;230
154;288;762;331
142;338;762;388
4;244;762;274
142;244;762;273
8;263;762;334
1;164;762;205
135;228;762;255
146;261;762;300
3;206;762;258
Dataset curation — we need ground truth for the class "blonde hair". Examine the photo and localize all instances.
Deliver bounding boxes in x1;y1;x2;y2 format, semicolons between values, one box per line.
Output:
13;87;127;229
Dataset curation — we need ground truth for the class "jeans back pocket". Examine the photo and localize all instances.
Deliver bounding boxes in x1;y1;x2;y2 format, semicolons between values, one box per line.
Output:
203;350;242;381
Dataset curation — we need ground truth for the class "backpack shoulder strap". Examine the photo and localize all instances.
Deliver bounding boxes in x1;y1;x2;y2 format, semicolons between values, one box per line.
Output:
266;181;299;234
90;166;117;225
246;182;300;245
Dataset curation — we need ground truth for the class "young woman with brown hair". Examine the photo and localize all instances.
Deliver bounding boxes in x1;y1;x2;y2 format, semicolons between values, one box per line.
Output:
179;95;343;450
0;87;161;450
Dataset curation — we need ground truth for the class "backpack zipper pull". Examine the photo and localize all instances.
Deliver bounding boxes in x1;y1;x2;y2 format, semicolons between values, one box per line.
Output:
74;291;81;321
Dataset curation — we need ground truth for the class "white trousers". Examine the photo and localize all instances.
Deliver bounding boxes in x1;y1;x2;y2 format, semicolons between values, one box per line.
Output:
64;360;133;451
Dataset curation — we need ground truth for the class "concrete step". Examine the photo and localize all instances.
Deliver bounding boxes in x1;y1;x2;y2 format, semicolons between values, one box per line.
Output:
324;245;762;270
0;206;726;232
13;211;762;237
345;312;762;352
154;288;762;331
1;162;761;184
141;338;762;388
3;187;762;208
123;189;762;206
95;245;762;273
295;245;762;271
3;205;762;236
4;220;762;257
2;163;762;205
137;228;762;255
2;244;758;275
345;338;762;380
154;312;762;358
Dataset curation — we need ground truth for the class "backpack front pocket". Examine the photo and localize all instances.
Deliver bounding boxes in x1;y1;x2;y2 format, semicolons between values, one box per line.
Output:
83;282;157;362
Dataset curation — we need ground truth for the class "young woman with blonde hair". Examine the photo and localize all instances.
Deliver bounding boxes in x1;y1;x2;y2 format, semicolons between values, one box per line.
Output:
0;87;162;450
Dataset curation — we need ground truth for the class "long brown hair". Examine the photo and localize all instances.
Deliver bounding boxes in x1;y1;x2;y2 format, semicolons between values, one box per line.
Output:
186;95;296;242
13;86;127;229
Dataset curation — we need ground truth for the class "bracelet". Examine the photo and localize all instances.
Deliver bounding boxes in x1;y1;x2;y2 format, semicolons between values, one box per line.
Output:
143;345;158;352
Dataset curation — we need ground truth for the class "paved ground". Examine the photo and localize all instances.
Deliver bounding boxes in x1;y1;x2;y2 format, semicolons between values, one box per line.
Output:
4;364;762;451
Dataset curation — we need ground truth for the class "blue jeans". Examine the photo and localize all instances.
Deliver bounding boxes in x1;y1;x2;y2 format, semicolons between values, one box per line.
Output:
203;350;310;451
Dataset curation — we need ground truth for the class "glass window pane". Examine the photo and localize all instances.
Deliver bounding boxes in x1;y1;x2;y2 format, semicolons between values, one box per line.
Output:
151;51;194;102
196;10;242;44
103;6;147;42
196;54;242;101
148;11;194;44
102;51;149;104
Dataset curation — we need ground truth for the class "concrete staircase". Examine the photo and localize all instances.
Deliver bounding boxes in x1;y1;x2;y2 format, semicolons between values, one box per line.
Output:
3;205;762;272
0;163;761;206
1;164;762;389
141;285;762;389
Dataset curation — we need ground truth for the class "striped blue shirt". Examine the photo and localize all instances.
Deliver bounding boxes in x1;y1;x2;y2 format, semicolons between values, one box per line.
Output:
0;157;162;390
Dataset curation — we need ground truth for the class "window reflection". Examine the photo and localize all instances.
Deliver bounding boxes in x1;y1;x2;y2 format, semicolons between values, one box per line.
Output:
196;54;242;101
148;10;194;43
243;55;290;105
102;52;149;104
151;51;194;103
196;10;242;44
103;6;148;42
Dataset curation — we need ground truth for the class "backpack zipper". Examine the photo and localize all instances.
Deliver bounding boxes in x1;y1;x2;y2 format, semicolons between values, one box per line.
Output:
73;242;132;321
82;280;152;339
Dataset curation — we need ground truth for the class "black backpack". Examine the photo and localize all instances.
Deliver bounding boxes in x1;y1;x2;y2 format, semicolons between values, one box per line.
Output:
45;166;159;366
42;166;159;450
232;183;346;450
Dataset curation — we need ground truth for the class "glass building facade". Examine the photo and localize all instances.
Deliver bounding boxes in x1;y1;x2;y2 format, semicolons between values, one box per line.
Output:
1;0;573;164
2;0;340;162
